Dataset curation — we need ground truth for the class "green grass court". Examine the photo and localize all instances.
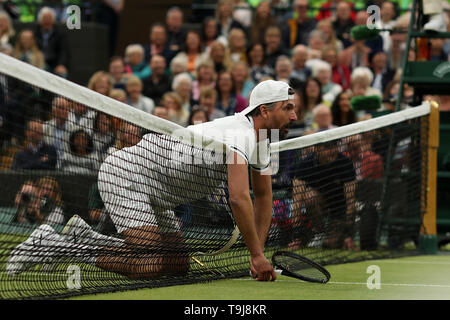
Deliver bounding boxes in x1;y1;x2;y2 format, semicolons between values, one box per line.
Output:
69;254;450;300
3;231;449;300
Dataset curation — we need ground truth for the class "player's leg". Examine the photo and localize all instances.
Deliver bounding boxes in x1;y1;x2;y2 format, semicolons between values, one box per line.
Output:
93;206;189;279
46;213;187;279
6;221;159;278
93;158;189;279
6;214;187;278
94;225;163;279
154;208;190;275
7;134;186;277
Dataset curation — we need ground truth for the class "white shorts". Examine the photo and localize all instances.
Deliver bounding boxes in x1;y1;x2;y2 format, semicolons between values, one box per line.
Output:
97;133;227;234
98;158;181;234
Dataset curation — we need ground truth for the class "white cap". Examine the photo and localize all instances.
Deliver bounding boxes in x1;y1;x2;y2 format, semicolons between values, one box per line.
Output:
240;80;295;115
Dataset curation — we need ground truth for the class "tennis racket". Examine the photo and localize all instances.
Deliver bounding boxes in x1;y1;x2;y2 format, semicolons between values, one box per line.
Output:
190;226;240;277
272;251;330;284
193;226;240;256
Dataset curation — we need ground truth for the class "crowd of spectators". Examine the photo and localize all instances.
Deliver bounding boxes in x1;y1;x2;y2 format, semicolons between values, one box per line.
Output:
0;0;446;249
0;2;426;149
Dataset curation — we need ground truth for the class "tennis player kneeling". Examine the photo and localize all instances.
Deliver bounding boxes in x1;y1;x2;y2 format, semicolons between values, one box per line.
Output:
6;80;297;281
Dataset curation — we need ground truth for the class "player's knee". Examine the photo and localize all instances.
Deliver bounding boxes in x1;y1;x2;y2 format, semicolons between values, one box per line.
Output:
123;254;189;279
162;253;190;276
123;226;161;249
161;232;188;252
125;256;164;279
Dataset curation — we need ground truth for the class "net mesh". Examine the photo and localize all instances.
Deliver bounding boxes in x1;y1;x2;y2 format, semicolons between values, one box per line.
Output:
271;119;428;260
0;55;430;299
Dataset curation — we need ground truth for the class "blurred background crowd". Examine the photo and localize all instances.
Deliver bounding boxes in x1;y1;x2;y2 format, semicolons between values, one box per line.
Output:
0;0;449;172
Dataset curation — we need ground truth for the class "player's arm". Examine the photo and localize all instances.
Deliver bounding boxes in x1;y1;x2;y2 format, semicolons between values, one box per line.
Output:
227;151;276;281
250;168;273;250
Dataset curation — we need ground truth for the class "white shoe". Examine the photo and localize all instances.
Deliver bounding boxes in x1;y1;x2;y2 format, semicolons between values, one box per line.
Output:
61;215;96;245
424;13;447;33
62;215;124;249
6;224;61;276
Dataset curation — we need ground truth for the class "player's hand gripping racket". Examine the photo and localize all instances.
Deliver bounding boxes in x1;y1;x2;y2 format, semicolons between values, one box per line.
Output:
272;251;330;283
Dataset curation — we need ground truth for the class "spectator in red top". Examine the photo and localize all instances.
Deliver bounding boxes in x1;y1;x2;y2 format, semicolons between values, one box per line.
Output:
321;45;351;90
316;0;356;22
344;133;384;180
338;36;371;70
344;131;384;251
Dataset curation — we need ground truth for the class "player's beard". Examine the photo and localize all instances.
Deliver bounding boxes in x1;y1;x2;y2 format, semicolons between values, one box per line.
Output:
267;123;290;142
279;123;290;141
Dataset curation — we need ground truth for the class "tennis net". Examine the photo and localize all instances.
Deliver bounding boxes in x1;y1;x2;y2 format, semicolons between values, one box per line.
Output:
0;53;433;299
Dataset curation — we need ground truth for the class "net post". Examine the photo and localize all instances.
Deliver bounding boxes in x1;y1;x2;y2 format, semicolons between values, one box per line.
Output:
419;100;439;254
